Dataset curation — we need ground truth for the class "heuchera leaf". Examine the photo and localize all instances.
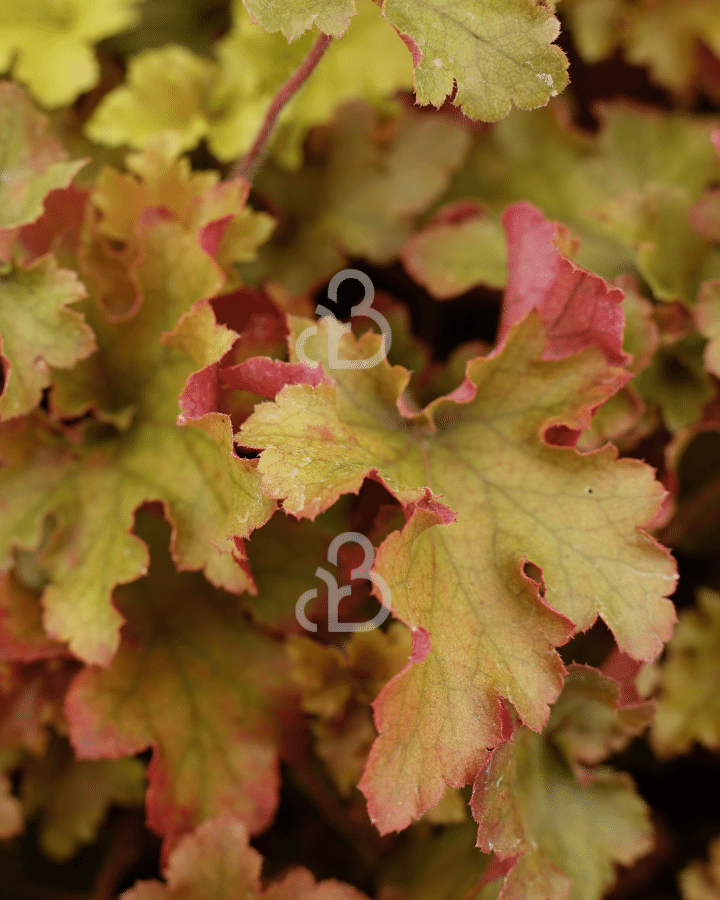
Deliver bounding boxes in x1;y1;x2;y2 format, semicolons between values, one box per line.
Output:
242;511;340;631
0;146;274;666
400;201;508;298
632;332;715;433
679;835;720;900
377;821;491;900
86;1;412;170
498;201;628;365
697;279;720;375
288;624;411;794
121;816;371;900
470;666;655;900
0;83;87;231
645;588;720;758
65;511;297;857
0;568;67;663
0;255;95;420
239;101;471;293
20;735;145;861
0;0;142;106
84;44;218;158
378;0;568;121
239;248;677;831
0;657;78;820
241;0;356;40
563;0;720;93
575;276;661;454
449;101;720;292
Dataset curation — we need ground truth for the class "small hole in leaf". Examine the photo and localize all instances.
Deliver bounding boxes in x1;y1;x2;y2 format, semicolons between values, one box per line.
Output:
523;561;545;597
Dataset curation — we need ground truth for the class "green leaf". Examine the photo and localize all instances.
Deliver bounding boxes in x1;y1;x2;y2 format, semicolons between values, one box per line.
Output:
0;256;95;420
239;312;677;831
379;0;569;120
679;836;720;900
241;0;356;40
470;666;655;900
695;278;720;375
632;333;715;433
646;588;720;758
400;203;507;298
441;101;720;290
0;149;274;665
239;101;470;293
0;0;142;107
121;816;371;899
84;45;217;157
86;1;413;170
378;822;493;900
21;735;145;861
65;511;297;854
288;624;411;794
0;82;86;230
563;0;720;93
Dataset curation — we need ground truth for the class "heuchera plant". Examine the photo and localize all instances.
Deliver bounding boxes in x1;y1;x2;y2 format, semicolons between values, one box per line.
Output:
2;0;720;898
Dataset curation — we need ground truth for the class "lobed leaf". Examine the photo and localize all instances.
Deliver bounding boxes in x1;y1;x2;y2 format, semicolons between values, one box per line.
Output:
470;666;655;900
239;101;471;293
121;815;371;899
65;511;296;856
0;255;95;420
240;306;676;831
0;0;142;106
0;83;86;231
379;0;569;121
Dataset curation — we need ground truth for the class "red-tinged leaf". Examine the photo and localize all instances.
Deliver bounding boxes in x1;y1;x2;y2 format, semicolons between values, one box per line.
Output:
0;658;77;758
0;83;86;232
0;149;276;665
0;570;66;663
470;667;655;900
600;645;648;708
0;408;271;667
65;511;297;857
689;189;720;242
121;815;371;900
497;202;628;367
222;357;333;399
14;183;89;267
0;255;95;419
79;139;271;322
240;312;677;832
400;201;507;298
688;130;720;241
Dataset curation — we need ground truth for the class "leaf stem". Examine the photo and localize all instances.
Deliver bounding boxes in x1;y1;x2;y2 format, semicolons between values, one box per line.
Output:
229;31;333;183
